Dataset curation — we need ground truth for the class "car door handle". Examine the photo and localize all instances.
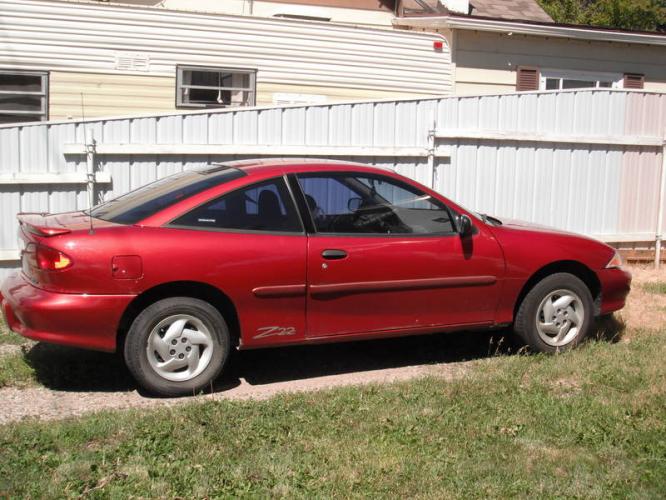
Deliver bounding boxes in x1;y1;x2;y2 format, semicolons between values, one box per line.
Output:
321;249;347;260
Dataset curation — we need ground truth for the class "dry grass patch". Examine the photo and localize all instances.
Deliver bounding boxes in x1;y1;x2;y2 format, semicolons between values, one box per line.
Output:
616;265;666;337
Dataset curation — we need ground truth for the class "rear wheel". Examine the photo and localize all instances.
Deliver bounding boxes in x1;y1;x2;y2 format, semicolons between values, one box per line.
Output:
124;297;230;396
514;273;594;353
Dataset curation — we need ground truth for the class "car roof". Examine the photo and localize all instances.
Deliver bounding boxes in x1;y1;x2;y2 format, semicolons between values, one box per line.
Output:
212;158;390;177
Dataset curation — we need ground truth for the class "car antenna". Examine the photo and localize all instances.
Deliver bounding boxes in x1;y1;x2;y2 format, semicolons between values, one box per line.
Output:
81;93;95;235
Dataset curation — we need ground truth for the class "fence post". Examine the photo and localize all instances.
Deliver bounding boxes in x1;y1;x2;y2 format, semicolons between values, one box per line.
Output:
85;129;97;234
656;141;666;269
428;119;437;190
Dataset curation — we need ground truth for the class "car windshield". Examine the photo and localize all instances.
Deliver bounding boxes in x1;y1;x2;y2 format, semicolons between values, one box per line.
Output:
89;165;246;224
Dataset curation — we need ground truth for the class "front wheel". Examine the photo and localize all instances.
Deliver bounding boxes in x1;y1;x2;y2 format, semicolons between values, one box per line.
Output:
124;297;230;397
514;273;594;353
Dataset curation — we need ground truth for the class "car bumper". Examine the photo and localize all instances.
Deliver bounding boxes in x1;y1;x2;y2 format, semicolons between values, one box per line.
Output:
598;267;632;315
1;272;135;352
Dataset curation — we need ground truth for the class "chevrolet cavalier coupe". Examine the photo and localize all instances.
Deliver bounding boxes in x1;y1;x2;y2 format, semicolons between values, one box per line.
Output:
1;159;631;396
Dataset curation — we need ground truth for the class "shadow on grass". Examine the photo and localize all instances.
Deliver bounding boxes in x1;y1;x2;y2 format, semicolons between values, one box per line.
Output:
591;314;626;344
21;315;622;395
23;344;136;392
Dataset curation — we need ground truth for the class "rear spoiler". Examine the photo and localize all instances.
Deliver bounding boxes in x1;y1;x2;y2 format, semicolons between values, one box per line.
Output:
17;213;71;237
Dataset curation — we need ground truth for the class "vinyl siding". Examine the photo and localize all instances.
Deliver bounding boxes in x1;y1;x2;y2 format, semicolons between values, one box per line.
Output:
49;72;175;120
47;72;417;120
453;30;666;93
1;0;452;98
644;80;666;92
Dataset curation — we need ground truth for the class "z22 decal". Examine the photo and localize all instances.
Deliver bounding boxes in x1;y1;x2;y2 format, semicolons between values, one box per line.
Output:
253;326;297;340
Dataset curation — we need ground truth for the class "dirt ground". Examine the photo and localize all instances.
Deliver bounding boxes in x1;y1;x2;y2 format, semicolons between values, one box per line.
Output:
0;264;664;424
615;265;666;333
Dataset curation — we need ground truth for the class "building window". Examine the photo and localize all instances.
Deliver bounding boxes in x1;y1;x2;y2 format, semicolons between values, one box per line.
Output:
176;66;256;109
540;70;622;90
0;70;48;124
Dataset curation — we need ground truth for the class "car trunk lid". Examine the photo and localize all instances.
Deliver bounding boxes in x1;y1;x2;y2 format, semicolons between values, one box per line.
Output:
17;212;118;287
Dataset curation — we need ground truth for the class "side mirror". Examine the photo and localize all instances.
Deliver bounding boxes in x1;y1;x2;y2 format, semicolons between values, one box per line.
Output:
457;214;473;237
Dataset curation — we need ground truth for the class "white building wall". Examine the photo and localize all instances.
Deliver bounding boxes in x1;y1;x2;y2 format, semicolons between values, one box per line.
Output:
0;0;452;94
0;0;451;120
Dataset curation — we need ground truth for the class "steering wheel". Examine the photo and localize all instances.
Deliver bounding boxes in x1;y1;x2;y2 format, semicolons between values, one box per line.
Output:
351;205;411;234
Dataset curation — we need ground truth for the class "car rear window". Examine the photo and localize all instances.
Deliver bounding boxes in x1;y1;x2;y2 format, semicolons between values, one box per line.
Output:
89;165;246;224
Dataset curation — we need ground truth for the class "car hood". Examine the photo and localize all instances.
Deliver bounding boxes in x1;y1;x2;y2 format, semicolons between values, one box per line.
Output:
485;214;614;246
482;215;617;271
494;217;580;237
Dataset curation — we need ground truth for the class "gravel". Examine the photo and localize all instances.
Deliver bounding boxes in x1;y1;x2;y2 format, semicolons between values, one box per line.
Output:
0;360;471;424
1;264;661;425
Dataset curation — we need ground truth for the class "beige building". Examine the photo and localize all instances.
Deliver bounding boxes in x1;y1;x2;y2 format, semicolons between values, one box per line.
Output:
395;1;666;95
114;0;666;95
0;0;453;123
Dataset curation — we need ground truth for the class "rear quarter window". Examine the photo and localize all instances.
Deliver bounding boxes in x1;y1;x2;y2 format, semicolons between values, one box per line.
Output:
90;166;245;224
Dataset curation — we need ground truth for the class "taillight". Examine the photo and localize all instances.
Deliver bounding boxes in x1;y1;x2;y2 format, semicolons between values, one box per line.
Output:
28;244;73;271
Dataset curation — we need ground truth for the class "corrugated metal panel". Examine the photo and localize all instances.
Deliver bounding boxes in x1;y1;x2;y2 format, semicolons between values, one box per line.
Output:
0;88;664;282
433;90;666;243
1;0;452;96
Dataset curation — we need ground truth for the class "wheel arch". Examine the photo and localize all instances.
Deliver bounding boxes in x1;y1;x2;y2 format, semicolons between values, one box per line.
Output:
116;281;241;352
513;260;602;320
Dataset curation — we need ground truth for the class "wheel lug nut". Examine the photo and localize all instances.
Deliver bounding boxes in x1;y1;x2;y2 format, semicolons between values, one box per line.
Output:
170;349;175;355
171;339;177;345
181;338;187;343
186;346;191;352
178;353;184;359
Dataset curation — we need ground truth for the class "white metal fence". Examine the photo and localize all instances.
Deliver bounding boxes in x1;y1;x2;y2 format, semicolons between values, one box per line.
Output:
0;89;665;279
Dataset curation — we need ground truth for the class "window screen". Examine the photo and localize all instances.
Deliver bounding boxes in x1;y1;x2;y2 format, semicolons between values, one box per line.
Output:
176;66;256;109
0;71;48;124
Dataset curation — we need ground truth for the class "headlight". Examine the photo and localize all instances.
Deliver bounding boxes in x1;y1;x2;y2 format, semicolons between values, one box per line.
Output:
605;250;623;269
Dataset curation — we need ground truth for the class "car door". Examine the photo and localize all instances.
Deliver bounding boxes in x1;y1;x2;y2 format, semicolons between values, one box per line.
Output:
293;171;505;339
166;175;307;348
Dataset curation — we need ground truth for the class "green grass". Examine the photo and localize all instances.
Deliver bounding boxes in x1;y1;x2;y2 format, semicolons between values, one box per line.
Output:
0;318;34;388
0;343;133;390
0;317;27;346
1;332;664;498
641;281;666;295
0;352;34;388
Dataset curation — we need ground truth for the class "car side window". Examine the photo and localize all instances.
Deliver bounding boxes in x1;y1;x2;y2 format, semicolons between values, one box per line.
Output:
296;173;455;235
171;177;302;233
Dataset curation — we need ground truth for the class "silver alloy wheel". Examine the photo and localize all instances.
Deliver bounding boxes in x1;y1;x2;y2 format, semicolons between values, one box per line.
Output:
535;289;585;347
146;314;214;382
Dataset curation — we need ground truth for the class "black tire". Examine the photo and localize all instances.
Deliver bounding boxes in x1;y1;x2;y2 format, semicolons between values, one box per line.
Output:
514;273;594;353
124;297;230;397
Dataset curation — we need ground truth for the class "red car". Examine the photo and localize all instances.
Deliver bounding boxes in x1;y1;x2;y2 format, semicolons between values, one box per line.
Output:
1;159;631;396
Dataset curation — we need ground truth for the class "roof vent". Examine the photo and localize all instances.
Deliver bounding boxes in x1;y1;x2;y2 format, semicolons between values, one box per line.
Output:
114;52;150;72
